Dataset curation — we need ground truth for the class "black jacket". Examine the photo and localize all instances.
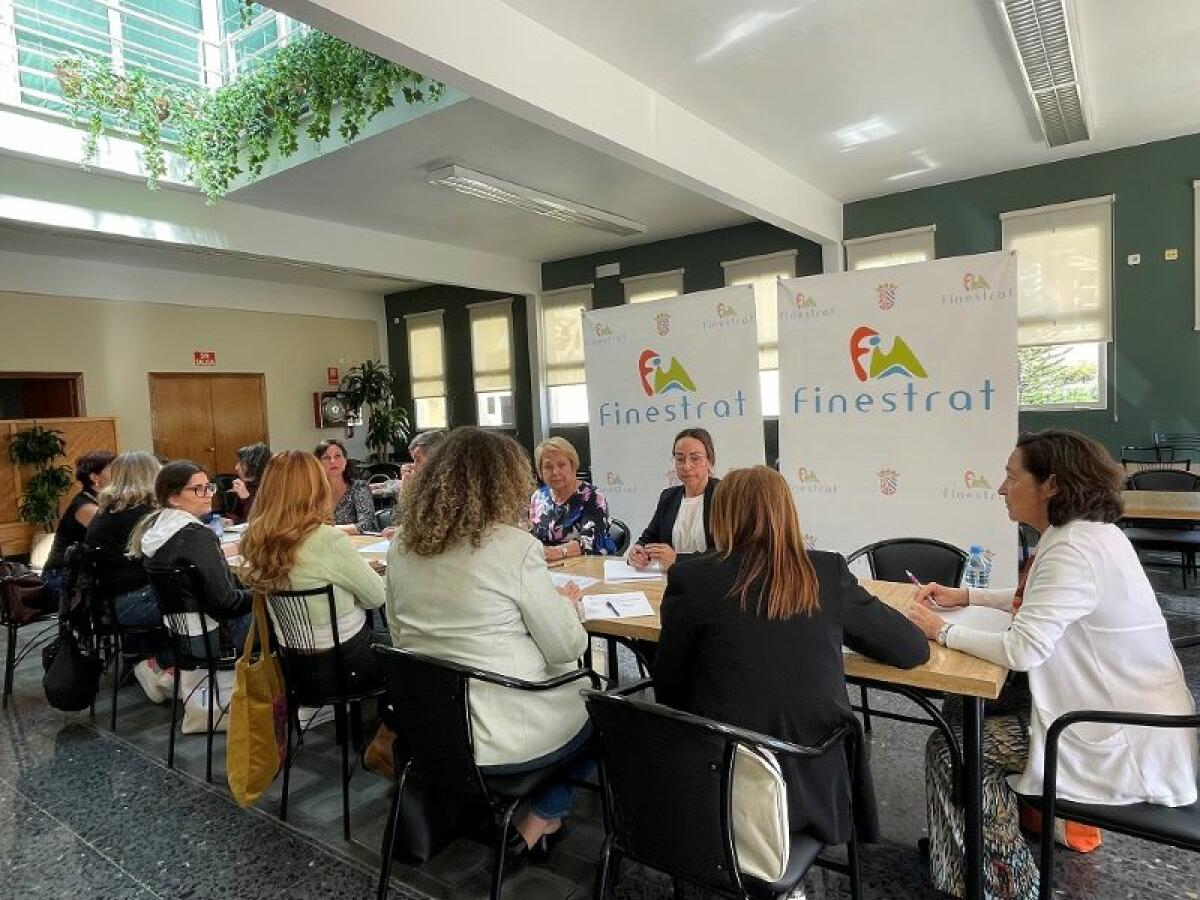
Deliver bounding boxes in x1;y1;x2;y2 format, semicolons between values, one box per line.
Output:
654;549;929;845
85;504;154;599
636;478;720;551
142;522;251;622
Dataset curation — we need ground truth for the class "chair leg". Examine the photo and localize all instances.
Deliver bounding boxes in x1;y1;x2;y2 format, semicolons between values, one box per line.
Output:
167;668;181;769
3;622;17;710
110;648;121;731
280;704;299;822
594;837;616;900
1038;808;1057;900
490;800;520;900
205;666;216;784
859;685;873;734
846;828;863;900
337;703;352;840
376;769;408;900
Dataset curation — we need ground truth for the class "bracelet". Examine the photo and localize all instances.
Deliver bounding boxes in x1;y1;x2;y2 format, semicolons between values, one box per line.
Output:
936;623;953;647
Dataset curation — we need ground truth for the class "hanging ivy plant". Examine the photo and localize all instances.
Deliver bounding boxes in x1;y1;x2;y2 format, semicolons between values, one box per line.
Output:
53;29;444;201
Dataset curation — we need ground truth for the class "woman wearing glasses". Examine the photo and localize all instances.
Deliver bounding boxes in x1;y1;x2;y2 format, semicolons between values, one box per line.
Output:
628;428;720;571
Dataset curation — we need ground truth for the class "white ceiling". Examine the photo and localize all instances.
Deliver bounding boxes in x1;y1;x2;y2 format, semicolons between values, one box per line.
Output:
500;0;1200;201
231;98;751;261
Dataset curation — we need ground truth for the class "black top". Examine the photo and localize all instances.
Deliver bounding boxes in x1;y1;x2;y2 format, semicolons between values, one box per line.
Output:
45;490;98;571
636;478;720;551
143;521;251;621
654;549;930;845
84;504;154;599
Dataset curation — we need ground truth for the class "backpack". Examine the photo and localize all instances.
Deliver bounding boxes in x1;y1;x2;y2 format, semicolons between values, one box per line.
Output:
0;560;50;626
41;544;104;711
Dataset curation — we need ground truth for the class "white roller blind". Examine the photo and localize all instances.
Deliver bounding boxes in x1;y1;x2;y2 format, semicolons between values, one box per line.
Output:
623;269;683;304
722;250;797;370
845;225;935;270
1002;196;1113;345
542;285;590;387
470;301;514;392
406;311;445;399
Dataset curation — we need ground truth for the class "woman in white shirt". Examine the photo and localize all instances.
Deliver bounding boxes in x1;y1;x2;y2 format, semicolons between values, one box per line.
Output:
908;429;1198;899
628;428;720;571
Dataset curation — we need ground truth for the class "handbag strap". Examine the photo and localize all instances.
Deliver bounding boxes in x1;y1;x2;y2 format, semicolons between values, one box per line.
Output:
243;594;271;660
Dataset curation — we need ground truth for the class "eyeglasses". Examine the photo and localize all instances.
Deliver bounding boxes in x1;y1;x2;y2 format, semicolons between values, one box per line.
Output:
183;483;217;497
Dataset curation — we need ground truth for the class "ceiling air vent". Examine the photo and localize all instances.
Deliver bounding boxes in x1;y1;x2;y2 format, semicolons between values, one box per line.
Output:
998;0;1090;147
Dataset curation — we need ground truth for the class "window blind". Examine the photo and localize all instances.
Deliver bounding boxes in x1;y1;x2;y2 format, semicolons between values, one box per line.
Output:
622;269;683;304
542;285;590;387
845;225;935;271
406;311;445;399
722;249;797;371
469;301;514;392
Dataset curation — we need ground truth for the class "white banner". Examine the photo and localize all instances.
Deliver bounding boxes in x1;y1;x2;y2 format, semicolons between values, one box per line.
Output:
583;286;764;534
778;250;1019;580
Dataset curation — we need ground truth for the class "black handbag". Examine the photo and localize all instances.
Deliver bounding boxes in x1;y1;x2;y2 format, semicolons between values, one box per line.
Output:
42;626;102;711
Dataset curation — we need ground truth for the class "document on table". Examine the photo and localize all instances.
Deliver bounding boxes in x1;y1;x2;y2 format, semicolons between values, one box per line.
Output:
356;540;391;555
936;605;1013;633
582;591;655;621
223;522;248;534
603;558;663;583
549;572;600;590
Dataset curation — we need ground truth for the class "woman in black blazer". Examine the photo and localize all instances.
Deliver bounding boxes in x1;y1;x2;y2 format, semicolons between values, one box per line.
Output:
629;428;719;571
654;466;929;847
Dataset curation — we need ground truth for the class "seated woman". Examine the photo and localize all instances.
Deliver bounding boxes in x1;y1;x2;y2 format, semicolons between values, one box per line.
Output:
529;436;616;561
239;450;394;764
42;449;114;604
85;451;165;702
628;427;719;571
387;426;589;855
908;429;1199;899
227;442;271;525
655;466;929;849
315;439;379;535
131;461;253;656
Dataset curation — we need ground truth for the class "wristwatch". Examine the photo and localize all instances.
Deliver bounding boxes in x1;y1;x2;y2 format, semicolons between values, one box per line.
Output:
936;623;953;647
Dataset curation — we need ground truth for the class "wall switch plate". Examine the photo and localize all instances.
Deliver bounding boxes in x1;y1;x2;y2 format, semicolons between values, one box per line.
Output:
1165;248;1180;261
595;262;621;278
1127;253;1141;266
393;317;401;324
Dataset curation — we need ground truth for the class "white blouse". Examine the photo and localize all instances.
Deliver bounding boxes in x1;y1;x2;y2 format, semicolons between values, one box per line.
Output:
672;494;707;554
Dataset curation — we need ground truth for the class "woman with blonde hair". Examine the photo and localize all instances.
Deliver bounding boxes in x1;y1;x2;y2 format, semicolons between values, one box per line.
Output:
654;466;928;847
388;426;590;856
529;436;616;560
84;450;167;702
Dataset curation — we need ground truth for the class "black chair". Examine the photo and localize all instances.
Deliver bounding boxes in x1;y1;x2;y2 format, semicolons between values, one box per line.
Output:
1120;446;1185;472
366;462;403;480
145;565;239;784
1123;469;1200;586
0;562;57;710
1127;469;1200;492
267;585;385;841
210;473;238;516
846;538;967;733
609;518;631;555
1154;432;1200;467
585;682;863;900
372;645;600;900
1027;634;1200;900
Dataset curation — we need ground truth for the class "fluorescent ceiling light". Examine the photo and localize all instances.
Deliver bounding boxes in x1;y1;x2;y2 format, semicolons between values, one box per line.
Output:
428;165;646;237
997;0;1090;147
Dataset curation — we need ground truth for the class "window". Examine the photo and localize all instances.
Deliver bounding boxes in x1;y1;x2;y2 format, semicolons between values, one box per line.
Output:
542;284;590;425
622;269;683;304
845;225;936;270
722;249;797;417
406;311;447;429
1002;196;1112;410
470;299;515;427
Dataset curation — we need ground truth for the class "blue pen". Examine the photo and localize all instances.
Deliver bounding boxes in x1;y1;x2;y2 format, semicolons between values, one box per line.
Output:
605;600;621;617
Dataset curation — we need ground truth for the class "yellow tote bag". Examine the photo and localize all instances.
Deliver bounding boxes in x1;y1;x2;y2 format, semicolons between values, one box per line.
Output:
227;595;287;808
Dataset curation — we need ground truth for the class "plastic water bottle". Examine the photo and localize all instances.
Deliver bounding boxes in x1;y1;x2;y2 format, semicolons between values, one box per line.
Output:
963;545;990;589
205;513;224;542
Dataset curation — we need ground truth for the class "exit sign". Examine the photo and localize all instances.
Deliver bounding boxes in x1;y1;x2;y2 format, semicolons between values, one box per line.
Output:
194;350;216;367
327;366;340;386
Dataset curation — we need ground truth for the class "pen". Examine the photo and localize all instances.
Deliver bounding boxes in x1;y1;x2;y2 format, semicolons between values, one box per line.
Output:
906;569;941;608
605;600;620;617
549;562;566;569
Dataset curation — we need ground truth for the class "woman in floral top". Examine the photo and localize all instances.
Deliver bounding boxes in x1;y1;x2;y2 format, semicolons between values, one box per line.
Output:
529;437;616;559
315;438;379;534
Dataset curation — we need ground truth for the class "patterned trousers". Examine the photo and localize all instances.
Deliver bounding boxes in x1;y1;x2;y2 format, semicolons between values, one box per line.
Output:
925;708;1039;900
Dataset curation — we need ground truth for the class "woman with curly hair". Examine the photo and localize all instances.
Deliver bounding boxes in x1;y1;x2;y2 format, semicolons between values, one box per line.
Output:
387;426;589;857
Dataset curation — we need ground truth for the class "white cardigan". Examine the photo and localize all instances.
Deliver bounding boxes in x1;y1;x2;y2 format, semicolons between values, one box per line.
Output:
386;524;589;766
948;520;1197;806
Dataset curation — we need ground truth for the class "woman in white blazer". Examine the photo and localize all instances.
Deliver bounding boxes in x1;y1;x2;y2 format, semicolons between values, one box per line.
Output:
909;429;1198;899
386;426;590;858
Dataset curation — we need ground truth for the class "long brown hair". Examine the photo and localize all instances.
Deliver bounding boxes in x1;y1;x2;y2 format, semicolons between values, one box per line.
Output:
239;450;331;595
1015;429;1123;526
710;466;819;619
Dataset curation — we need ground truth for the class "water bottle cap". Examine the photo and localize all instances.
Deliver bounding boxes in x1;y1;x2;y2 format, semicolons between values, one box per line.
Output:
969;544;983;554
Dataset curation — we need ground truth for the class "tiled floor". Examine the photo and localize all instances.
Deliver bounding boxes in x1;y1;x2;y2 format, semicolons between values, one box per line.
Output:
1;563;1197;900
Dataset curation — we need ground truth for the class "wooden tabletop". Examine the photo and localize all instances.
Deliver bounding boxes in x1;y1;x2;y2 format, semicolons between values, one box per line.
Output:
559;556;1007;700
1121;490;1200;521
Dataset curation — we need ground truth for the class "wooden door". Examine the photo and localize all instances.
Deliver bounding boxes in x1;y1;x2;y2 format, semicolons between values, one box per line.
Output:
149;374;268;474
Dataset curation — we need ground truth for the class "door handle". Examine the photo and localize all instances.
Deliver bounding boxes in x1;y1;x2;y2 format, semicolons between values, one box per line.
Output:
206;447;215;452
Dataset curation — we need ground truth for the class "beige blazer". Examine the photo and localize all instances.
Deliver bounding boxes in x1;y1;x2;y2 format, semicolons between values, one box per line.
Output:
386;524;589;766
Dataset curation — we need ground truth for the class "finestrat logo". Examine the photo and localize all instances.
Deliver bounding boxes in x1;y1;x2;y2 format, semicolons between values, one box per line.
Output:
850;326;929;381
638;349;697;396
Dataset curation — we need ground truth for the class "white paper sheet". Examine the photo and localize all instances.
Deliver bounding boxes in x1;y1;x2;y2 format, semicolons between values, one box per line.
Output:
356;540;391;555
549;572;600;590
222;522;248;534
603;558;663;583
582;591;655;621
937;604;1013;633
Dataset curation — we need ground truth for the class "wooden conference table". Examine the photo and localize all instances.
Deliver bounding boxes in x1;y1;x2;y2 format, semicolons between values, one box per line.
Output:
558;555;1006;900
1121;489;1200;522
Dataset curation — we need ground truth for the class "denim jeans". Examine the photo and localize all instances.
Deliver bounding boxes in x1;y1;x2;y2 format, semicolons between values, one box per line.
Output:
180;612;252;660
112;583;161;627
479;722;594;820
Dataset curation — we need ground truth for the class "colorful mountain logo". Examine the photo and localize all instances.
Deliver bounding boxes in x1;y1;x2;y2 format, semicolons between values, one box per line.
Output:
963;470;992;489
850;326;929;381
594;322;613;337
797;466;820;483
875;282;898;310
963;273;990;291
639;349;697;396
606;471;625;486
795;292;817;310
716;302;738;319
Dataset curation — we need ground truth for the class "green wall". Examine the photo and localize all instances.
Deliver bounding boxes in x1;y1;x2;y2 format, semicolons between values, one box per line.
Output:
844;131;1200;455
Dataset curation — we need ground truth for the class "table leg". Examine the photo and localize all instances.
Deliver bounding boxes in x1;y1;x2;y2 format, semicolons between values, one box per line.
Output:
961;696;984;900
605;636;619;685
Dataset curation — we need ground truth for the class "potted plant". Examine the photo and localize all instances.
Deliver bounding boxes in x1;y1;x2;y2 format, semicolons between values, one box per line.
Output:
8;426;73;531
341;361;411;462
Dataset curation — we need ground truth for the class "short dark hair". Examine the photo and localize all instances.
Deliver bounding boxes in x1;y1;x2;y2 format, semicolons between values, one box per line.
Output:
1015;429;1123;526
156;460;205;509
236;442;272;483
75;450;115;490
314;438;353;485
673;428;715;465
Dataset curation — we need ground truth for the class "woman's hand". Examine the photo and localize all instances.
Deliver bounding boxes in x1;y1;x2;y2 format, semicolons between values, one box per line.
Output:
382;527;397;541
556;582;583;604
907;601;947;641
543;541;580;562
646;543;676;569
628;543;652;569
915;582;969;610
368;558;386;575
231;478;250;500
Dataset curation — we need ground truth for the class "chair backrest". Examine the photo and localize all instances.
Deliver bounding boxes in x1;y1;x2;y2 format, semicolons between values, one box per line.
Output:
609;518;631;555
846;537;968;586
372;645;488;798
366;462;403;480
266;585;348;701
1154;432;1200;451
145;564;225;663
1126;469;1200;492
